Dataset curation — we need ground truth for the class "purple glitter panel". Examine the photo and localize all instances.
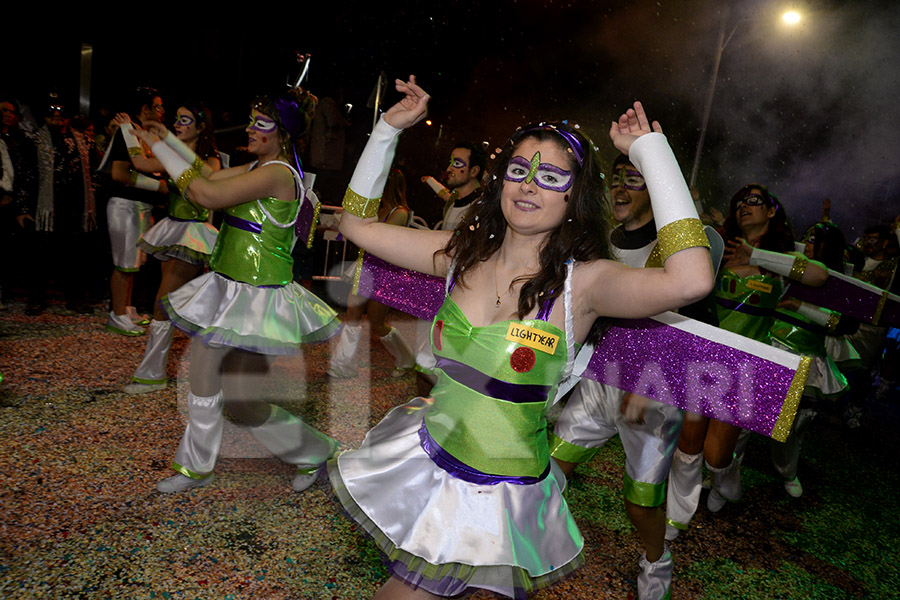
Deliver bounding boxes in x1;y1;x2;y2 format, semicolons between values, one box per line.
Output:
356;253;445;321
788;274;900;328
585;318;795;437
295;199;314;241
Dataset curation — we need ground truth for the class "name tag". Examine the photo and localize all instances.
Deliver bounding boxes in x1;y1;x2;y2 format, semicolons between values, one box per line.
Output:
505;323;559;355
746;280;774;294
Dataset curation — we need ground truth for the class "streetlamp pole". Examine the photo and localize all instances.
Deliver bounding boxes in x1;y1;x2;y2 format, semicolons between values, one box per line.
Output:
689;7;737;189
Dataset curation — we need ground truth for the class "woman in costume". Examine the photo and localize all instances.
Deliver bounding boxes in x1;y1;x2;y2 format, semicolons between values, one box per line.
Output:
124;103;220;394
665;184;828;539
328;168;415;379
132;88;340;494
761;221;856;496
331;76;714;599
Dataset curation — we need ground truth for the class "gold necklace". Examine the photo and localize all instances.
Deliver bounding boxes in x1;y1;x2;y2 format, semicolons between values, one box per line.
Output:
494;260;503;308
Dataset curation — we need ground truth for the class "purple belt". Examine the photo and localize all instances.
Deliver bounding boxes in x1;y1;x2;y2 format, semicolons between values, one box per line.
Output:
434;356;550;404
418;421;550;486
224;214;262;234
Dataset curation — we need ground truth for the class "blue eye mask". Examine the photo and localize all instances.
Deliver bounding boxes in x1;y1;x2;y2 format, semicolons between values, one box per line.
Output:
504;152;573;192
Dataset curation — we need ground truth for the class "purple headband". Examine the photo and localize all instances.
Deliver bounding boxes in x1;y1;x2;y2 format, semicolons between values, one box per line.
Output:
520;123;585;166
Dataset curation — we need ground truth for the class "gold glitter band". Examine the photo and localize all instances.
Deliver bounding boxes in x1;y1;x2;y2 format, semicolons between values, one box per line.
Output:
305;201;323;249
789;256;809;281
342;188;380;219
771;355;811;442
192;155;205;171
825;310;841;331
176;168;201;194
128;146;144;157
655;218;710;263
873;290;889;326
351;248;365;295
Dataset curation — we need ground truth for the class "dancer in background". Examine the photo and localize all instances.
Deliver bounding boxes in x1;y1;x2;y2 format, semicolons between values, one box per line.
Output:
666;184;827;539
102;87;169;335
134;88;340;494
123;103;220;394
328;168;415;379
331;76;713;599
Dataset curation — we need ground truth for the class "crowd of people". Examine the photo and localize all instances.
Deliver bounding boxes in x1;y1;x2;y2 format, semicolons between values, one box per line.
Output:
1;71;899;600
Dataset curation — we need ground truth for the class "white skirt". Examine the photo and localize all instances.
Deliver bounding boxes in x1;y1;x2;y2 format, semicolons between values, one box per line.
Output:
138;217;218;265
329;397;583;598
163;271;339;355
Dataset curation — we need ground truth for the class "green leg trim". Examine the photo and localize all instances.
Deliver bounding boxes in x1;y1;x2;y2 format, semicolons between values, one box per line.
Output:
131;376;167;385
113;266;140;273
548;433;601;464
666;517;689;531
623;472;666;507
171;462;213;480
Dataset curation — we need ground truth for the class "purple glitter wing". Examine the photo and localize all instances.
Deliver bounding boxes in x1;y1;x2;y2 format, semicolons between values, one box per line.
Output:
787;271;900;328
356;253;445;320
295;199;315;242
584;318;803;440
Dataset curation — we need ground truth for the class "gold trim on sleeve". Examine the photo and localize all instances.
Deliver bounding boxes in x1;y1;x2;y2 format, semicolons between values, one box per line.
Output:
655;218;711;263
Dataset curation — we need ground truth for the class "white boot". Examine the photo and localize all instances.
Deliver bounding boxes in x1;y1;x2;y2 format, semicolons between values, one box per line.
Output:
125;319;175;394
665;449;702;540
105;311;145;336
706;457;742;512
163;390;224;492
328;324;362;378
379;326;415;376
638;544;673;600
249;405;339;492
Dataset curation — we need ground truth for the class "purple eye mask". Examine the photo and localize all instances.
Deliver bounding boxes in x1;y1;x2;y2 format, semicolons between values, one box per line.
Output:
611;168;647;191
504;154;573;192
248;114;278;133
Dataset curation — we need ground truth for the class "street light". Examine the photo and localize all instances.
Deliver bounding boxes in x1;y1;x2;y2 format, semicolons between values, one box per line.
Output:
689;8;802;189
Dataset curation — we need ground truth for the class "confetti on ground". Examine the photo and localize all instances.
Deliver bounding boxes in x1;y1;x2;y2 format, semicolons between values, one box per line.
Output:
1;300;898;598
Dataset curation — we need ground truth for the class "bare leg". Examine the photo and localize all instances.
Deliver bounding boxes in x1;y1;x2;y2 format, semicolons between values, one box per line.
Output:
373;577;442;600
110;269;134;315
704;420;741;468
155;259;202;321
625;500;665;562
553;457;578;479
367;300;392;337
677;412;708;455
221;349;274;427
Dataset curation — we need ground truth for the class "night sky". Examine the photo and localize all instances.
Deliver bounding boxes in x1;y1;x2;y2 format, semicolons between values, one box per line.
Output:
4;0;898;237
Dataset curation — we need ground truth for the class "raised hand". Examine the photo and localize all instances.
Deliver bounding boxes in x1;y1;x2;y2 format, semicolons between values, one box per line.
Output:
723;238;753;267
129;125;161;147
383;75;430;130
609;101;662;156
142;120;170;140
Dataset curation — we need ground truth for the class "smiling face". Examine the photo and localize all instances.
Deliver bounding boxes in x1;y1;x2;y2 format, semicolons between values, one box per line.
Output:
245;108;282;156
500;137;574;236
609;162;652;230
173;107;200;143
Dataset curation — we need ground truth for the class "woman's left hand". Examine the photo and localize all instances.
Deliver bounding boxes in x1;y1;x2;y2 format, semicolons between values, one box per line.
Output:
383;75;430;130
723;238;753;267
130;125;161;147
609;101;662;155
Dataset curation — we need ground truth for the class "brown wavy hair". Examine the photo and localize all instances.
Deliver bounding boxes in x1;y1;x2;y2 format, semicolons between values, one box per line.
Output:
437;122;613;344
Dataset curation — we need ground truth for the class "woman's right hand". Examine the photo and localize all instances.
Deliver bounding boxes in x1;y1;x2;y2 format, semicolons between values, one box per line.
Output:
383;75;430;130
142;120;169;140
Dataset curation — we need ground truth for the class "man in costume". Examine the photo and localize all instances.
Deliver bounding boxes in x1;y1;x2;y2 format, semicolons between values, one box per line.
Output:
550;154;719;600
100;87;169;335
416;142;487;393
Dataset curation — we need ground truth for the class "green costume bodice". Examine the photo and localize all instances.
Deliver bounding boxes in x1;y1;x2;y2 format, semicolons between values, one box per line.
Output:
770;305;829;357
167;190;210;222
715;269;784;343
423;297;569;479
209;197;298;287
